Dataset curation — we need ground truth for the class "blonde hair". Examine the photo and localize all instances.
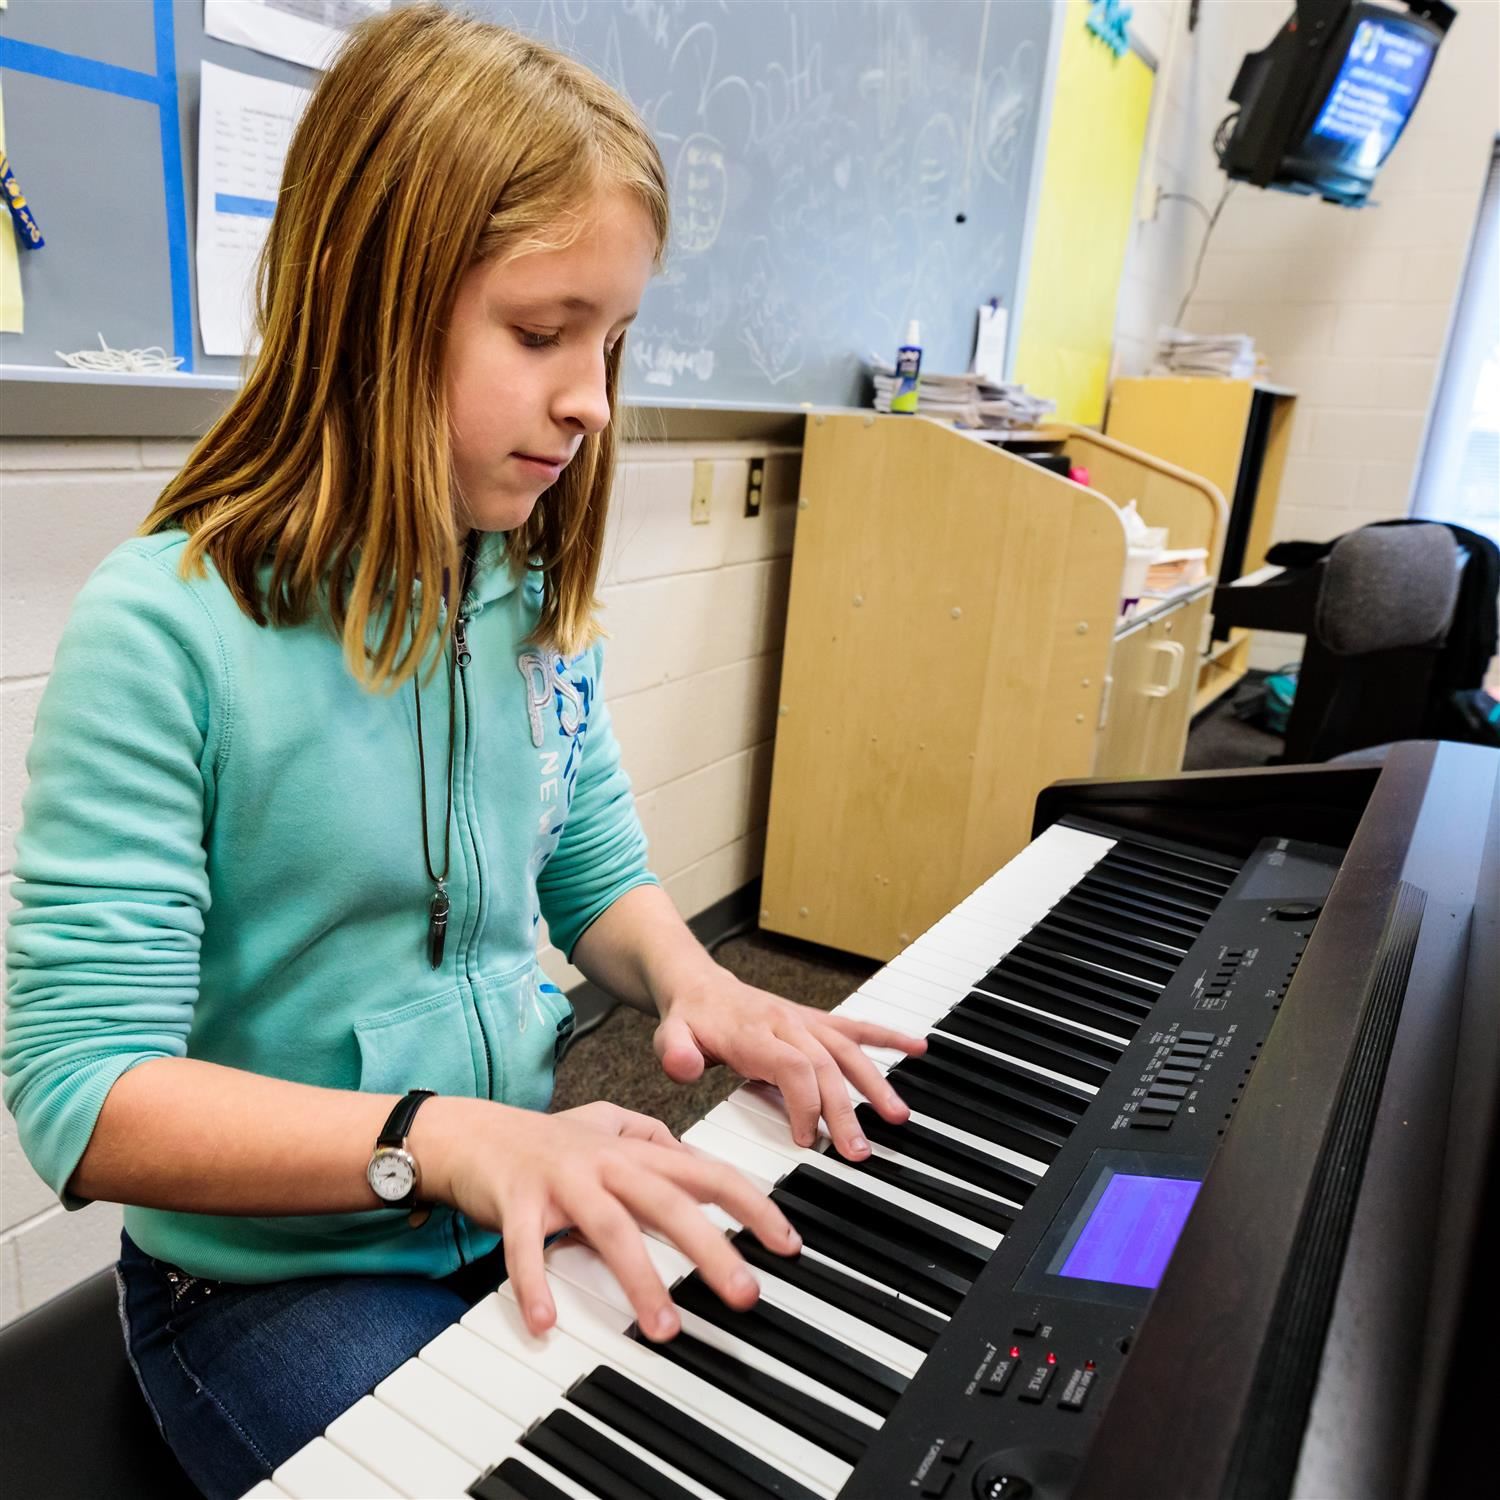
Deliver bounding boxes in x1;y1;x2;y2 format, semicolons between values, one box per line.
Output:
141;4;668;688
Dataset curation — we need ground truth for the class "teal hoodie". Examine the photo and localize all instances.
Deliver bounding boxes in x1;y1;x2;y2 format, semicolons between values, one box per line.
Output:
2;529;657;1282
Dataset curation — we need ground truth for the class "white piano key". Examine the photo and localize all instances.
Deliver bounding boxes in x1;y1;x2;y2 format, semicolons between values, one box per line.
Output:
421;1321;570;1429
695;1107;1002;1252
239;1484;290;1499
489;1278;852;1498
324;1394;474;1498
273;1436;403;1500
540;1236;884;1432
857;968;956;1020
459;1299;586;1400
374;1356;523;1472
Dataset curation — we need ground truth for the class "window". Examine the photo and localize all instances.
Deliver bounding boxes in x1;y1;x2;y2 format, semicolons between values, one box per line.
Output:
1412;141;1500;545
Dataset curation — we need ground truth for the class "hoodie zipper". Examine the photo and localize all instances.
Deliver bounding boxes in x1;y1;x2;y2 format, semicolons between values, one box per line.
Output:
452;605;493;1103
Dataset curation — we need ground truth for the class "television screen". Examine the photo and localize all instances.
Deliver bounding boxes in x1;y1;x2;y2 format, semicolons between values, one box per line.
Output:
1219;1;1454;208
1290;15;1438;192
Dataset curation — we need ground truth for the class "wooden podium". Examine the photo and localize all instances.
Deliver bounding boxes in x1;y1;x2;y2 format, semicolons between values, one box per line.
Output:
759;414;1225;961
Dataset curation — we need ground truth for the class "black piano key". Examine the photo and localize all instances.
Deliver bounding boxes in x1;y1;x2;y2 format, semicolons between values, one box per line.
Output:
469;1456;572;1500
1084;865;1217;920
780;1165;990;1276
1040;906;1190;965
1071;876;1208;937
1051;890;1197;950
1106;848;1230;898
846;1151;1016;1234
887;1072;1063;1164
1024;920;1180;987
1004;945;1160;1011
964;972;1137;1043
887;1065;1070;1162
920;1033;1094;1113
523;1408;692;1500
940;1000;1117;1087
671;1274;907;1416
569;1365;819;1500
1110;835;1239;884
643;1327;872;1465
732;1231;945;1350
854;1104;1041;1207
769;1187;970;1315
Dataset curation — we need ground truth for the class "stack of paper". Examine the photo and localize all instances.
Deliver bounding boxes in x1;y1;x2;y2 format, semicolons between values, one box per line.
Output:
869;358;1055;430
1153;327;1258;379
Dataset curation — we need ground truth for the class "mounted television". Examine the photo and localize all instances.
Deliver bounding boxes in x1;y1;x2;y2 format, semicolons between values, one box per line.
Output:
1218;0;1455;207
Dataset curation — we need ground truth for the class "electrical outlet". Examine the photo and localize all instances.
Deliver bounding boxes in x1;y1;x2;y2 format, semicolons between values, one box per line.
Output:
691;460;712;525
745;458;765;518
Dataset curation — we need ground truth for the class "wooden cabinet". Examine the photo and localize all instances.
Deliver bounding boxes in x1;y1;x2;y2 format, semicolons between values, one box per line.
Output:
1095;591;1211;778
760;414;1225;962
1105;376;1297;714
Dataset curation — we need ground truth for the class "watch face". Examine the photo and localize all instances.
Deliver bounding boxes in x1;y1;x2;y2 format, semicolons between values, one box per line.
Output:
367;1148;416;1202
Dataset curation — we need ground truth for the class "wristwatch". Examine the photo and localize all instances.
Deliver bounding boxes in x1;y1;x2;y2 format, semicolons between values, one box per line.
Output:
366;1089;436;1209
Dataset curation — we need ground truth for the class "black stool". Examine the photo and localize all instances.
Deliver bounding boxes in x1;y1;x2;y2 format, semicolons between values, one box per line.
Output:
0;1269;200;1499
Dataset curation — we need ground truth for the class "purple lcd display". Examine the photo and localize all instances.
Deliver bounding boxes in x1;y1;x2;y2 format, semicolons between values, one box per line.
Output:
1057;1173;1201;1290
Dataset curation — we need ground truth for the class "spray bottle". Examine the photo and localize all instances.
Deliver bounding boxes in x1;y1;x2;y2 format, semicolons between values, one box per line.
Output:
891;320;922;414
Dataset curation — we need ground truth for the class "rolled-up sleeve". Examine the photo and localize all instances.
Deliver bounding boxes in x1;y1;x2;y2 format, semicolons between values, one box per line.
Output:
536;644;658;959
2;546;222;1206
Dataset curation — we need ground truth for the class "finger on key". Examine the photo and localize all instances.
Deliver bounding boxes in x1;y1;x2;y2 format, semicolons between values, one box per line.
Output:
670;1149;802;1258
795;1034;869;1160
574;1195;680;1342
502;1197;554;1336
825;1014;928;1056
822;1028;913;1125
763;1037;822;1148
634;1178;761;1311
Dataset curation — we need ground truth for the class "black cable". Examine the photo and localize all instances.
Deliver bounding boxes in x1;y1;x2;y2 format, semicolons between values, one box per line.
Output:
1174;179;1237;328
1158;191;1214;227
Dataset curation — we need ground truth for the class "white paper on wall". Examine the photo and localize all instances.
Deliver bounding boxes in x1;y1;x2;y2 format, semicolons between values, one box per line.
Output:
195;61;311;357
205;0;389;72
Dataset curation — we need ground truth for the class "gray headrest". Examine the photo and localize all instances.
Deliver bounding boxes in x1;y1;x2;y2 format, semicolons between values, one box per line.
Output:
1315;524;1460;655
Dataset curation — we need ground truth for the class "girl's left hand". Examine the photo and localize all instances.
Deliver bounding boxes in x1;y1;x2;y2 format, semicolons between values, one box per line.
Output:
652;972;928;1160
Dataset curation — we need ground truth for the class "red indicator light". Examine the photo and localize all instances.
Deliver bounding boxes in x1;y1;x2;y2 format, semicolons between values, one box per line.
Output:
1046;1351;1057;1366
1009;1346;1021;1359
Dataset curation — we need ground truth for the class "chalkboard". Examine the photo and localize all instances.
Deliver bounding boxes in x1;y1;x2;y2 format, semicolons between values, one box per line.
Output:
0;0;1054;408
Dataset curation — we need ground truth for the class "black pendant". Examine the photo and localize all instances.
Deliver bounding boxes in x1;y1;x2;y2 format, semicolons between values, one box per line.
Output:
427;884;450;968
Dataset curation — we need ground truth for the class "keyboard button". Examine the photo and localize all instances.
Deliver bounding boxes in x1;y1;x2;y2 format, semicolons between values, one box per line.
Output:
1018;1362;1057;1403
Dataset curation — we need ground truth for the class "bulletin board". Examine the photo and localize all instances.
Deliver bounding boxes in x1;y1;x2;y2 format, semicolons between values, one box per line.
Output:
1011;0;1155;427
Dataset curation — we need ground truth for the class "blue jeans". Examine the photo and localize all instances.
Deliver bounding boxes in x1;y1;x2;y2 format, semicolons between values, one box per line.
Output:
116;1230;509;1500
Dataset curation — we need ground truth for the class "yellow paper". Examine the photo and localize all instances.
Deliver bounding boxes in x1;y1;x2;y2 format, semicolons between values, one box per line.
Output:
0;79;23;334
1012;1;1154;425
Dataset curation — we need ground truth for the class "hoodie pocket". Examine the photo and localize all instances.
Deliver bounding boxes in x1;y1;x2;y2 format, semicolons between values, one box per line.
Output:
470;963;575;1114
353;986;482;1100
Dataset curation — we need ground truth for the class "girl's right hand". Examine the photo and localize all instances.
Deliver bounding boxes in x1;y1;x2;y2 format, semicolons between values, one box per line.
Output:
416;1097;802;1339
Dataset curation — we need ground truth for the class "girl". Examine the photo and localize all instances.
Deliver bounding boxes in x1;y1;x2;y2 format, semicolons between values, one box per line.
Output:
0;8;924;1498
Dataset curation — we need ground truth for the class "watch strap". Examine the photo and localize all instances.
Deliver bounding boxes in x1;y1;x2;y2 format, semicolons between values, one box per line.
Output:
376;1088;435;1149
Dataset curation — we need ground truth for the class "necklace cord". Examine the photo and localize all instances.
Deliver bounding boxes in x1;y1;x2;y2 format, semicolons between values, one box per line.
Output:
413;533;478;887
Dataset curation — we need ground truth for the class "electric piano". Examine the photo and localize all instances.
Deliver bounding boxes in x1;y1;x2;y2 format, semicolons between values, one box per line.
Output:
245;742;1499;1500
